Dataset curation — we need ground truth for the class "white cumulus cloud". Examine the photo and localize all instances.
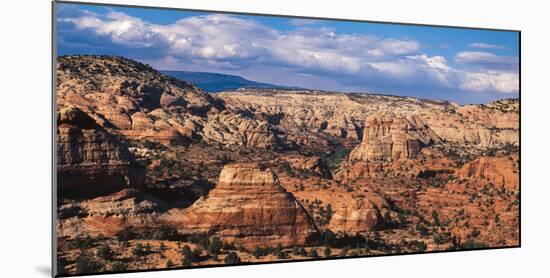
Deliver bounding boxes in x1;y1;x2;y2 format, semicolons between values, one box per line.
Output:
58;8;519;96
468;42;508;49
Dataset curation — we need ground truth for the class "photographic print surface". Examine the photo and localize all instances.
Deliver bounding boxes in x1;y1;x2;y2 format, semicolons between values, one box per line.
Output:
54;1;520;276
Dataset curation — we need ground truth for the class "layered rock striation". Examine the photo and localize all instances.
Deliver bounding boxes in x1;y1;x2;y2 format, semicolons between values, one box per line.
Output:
349;115;441;162
57;189;159;238
56;55;282;149
164;163;319;248
457;155;519;189
219;90;519;149
202;113;281;149
328;194;388;234
57;106;144;198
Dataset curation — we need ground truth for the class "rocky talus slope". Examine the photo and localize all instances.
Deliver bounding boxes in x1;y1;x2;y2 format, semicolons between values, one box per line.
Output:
164;163;319;248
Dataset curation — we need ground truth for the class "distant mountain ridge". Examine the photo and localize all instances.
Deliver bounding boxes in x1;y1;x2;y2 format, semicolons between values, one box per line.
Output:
161;70;301;92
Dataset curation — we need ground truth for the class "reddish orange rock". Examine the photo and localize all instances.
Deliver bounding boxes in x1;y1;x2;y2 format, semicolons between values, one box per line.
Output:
349;114;441;162
457;155;519;189
164;163;319;248
57;106;144;198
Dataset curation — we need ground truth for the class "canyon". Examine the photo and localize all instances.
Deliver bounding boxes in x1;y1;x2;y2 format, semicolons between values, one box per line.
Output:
55;56;519;275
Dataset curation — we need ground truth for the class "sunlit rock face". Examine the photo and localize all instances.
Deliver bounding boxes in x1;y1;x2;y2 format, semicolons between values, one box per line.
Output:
57;105;144;198
164;163;319;248
349;115;441;162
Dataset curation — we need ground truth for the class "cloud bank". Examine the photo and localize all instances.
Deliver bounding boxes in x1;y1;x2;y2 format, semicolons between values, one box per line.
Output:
57;5;519;103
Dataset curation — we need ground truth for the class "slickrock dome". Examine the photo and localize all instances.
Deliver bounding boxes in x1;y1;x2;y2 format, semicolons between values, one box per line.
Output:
164;163;319;248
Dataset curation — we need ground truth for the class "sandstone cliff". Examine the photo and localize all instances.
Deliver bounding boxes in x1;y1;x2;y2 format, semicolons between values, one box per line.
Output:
164;163;319;248
457;155;519;189
219;89;519;149
57;106;144;198
349;115;441;162
57;189;160;238
328;195;386;234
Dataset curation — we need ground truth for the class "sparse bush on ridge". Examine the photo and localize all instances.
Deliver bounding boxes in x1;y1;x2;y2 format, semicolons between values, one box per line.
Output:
75;254;103;274
224;252;241;264
110;261;127;272
323;247;331;258
308;248;319;258
96;244;114;259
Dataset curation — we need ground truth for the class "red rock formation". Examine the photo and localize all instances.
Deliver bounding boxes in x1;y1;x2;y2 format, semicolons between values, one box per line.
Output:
457;155;519;189
57;106;144;198
56;55;283;149
202;113;281;149
57;189;159;238
56;55;219;145
349;115;441;162
164;163;319;248
328;193;387;234
281;155;332;178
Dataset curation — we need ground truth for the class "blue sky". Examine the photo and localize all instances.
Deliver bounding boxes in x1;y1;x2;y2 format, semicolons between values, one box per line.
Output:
55;2;519;104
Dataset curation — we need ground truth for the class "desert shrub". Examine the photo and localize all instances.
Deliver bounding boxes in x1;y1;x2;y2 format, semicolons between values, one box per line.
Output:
96;244;114;260
431;210;441;226
181;245;201;262
216;153;233;164
116;228;138;241
469;229;481;238
75;254;103;274
181;245;192;257
223;242;237;251
321;145;352;170
384;211;394;228
208;237;222;256
145;243;152;253
182;256;192;267
132;243;148;257
413;241;427;252
68;235;97;250
166;259;174;267
276;250;288;259
308;248;319;258
193;248;203;260
110;261;127;272
224;252;241;264
252;246;274;258
57;258;67;275
320;230;336;247
459;240;488;249
323;247;331;258
340;247;349;256
153;226;180;241
325;233;368;249
188;233;210;249
433;232;451;245
272;244;282;255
